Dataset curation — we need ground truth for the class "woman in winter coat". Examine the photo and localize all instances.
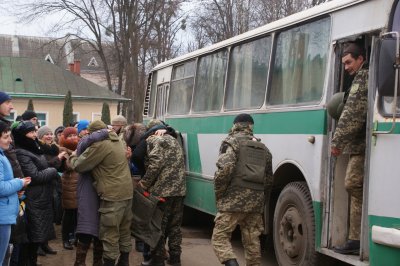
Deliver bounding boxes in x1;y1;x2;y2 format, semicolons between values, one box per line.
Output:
36;126;66;256
12;121;59;266
58;127;79;251
0;121;30;264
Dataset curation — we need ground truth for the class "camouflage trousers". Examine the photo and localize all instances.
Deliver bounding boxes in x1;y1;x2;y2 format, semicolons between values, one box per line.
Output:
152;196;184;259
345;154;365;241
98;199;133;260
212;212;264;266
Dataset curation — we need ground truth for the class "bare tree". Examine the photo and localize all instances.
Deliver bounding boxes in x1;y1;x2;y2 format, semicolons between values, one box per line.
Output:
11;0;185;122
187;0;331;50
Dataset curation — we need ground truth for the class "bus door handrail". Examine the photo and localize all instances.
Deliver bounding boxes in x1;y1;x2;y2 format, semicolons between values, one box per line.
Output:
373;31;400;135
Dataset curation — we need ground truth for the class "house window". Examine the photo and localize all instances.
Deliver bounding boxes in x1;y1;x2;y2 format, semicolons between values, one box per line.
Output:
73;113;80;123
36;112;47;127
45;54;54;64
88;57;99;67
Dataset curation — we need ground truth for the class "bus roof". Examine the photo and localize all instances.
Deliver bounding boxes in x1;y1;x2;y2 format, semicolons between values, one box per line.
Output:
153;0;367;71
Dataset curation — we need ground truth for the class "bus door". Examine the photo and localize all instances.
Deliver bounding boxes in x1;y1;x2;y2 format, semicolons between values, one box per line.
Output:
155;83;169;120
324;36;376;263
366;1;400;264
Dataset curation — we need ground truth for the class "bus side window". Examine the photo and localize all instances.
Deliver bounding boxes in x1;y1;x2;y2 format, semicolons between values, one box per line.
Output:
225;36;271;110
168;61;195;115
268;17;331;105
192;49;227;113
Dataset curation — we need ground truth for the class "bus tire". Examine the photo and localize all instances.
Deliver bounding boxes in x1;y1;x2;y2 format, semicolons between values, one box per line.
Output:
273;181;316;266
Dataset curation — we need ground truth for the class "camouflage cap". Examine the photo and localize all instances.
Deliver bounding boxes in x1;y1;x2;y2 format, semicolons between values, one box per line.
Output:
147;119;163;129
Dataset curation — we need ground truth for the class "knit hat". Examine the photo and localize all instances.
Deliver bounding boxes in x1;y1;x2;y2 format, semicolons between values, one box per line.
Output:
21;110;37;121
233;113;254;125
14;121;36;136
88;120;107;133
0;92;11;105
63;127;78;138
37;126;52;140
111;115;127;126
77;120;90;134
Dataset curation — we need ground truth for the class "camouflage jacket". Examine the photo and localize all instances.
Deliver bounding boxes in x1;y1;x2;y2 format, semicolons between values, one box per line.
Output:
332;66;368;154
214;123;273;213
142;134;186;197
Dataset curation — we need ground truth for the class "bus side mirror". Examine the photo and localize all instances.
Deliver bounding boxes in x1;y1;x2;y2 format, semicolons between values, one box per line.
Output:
377;38;399;96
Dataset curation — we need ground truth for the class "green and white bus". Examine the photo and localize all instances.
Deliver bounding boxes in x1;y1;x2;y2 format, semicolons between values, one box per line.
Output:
143;0;400;265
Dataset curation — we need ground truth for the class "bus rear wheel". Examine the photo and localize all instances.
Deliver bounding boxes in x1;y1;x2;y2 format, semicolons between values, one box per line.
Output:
273;181;316;266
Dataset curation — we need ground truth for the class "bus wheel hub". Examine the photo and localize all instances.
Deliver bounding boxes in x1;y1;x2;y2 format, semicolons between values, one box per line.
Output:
278;207;304;258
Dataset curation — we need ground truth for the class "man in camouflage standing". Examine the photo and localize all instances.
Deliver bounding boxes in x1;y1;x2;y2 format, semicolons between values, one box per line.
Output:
212;114;273;266
139;120;186;266
332;43;368;255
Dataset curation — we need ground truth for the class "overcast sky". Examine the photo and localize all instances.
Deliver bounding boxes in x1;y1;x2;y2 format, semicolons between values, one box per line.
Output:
0;12;56;37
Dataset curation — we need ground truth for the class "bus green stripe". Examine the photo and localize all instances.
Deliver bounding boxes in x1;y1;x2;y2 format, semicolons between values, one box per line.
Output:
376;122;400;134
184;175;217;215
187;133;202;172
369;215;400;266
314;201;323;250
166;109;327;135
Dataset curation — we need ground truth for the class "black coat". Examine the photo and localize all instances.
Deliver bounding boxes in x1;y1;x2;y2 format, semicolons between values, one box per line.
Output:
15;146;58;243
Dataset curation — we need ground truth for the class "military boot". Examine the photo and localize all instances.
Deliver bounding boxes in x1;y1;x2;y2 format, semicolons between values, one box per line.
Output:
333;240;360;255
74;241;90;266
93;239;104;266
117;252;129;266
224;258;239;266
141;256;165;266
166;254;181;266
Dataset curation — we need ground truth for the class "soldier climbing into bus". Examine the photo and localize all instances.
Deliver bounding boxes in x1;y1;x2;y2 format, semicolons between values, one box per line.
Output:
329;42;368;255
211;113;273;266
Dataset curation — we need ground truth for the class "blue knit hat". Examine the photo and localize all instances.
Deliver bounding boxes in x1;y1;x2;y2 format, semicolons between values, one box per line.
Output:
0;92;11;105
77;119;90;134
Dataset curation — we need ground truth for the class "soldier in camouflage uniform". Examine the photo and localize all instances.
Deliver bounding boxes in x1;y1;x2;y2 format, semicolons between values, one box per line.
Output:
212;114;273;266
139;120;186;266
331;43;368;255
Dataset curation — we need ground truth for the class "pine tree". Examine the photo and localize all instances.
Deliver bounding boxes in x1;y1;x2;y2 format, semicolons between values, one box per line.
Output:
27;99;34;111
101;102;111;125
63;91;74;126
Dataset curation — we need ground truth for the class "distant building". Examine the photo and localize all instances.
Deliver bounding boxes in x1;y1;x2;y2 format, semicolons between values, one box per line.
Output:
0;34;113;89
0;56;128;129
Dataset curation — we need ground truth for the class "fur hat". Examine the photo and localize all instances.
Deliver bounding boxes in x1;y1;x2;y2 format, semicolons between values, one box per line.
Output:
54;126;65;136
233;113;254;125
0;92;11;105
63;127;78;138
124;123;146;147
77;120;90;134
88;120;107;133
37;126;52;140
111;115;127;126
21;110;37;121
